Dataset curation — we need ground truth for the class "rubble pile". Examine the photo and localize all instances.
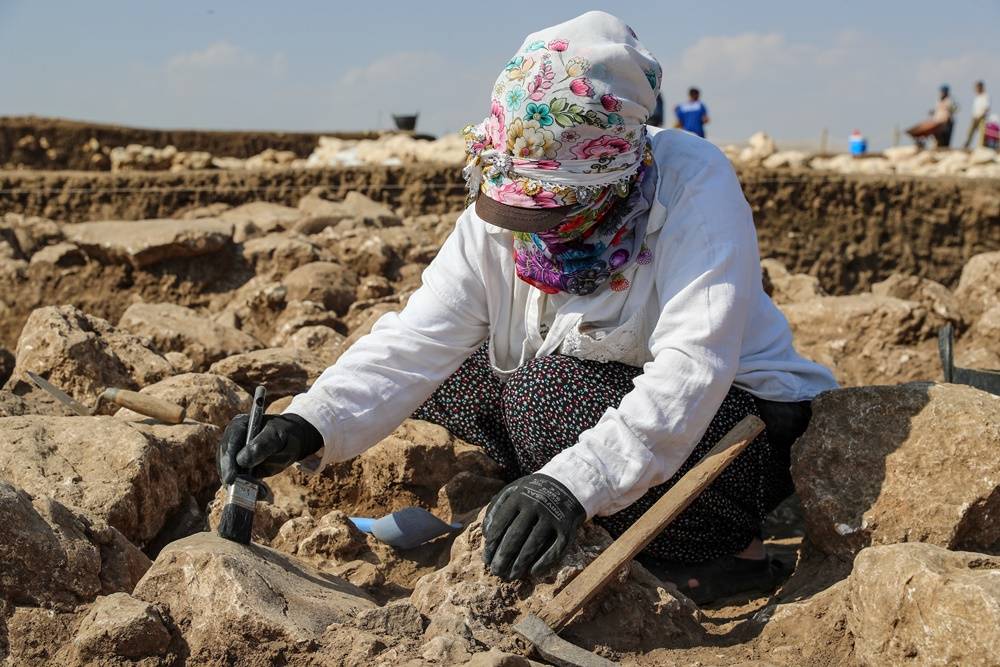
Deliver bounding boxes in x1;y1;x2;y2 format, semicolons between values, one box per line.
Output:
725;131;1000;178
304;134;467;168
0;182;998;666
101;133;467;173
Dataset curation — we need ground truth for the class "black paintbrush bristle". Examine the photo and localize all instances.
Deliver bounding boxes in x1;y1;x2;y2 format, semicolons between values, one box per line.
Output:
217;499;255;544
217;386;267;545
217;475;259;544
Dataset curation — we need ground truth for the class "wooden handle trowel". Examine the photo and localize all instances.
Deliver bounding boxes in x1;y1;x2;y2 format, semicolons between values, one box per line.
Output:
26;371;186;424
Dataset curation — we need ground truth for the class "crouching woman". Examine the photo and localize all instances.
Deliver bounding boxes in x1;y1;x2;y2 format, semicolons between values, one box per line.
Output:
216;11;837;603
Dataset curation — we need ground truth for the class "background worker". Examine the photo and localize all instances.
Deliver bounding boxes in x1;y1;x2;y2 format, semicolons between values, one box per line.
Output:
934;84;958;147
217;11;837;604
674;87;710;138
907;84;959;148
965;80;991;149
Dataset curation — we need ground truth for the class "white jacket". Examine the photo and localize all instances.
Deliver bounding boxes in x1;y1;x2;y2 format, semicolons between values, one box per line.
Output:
286;128;838;519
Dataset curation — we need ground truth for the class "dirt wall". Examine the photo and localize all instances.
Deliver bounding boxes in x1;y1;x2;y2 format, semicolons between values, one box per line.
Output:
0;165;467;219
0;116;388;170
741;171;1000;293
1;166;998;294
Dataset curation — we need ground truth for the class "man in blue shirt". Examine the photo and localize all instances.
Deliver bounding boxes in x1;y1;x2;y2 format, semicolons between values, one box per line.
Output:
674;87;710;138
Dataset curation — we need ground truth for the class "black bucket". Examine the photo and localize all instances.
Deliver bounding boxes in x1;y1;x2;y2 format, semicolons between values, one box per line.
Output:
392;114;419;131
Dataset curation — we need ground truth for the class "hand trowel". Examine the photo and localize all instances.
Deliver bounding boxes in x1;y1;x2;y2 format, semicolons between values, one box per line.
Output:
350;507;462;550
26;371;186;424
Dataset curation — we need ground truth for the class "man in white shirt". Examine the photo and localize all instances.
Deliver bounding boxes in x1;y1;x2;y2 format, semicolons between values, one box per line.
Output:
965;81;991;149
217;11;838;604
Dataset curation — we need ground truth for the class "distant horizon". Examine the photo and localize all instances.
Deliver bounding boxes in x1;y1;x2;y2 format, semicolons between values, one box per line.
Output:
2;1;997;151
2;112;871;154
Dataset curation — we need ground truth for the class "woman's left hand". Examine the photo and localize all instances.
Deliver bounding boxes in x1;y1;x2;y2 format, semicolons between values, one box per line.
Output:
482;473;586;580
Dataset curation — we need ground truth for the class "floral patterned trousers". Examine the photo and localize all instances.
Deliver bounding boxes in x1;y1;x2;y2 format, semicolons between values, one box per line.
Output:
413;344;808;563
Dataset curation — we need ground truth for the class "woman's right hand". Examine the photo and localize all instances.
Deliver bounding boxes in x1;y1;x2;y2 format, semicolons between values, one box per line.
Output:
216;413;324;485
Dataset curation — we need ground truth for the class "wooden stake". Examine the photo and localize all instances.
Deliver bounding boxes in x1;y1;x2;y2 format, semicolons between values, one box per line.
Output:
536;415;766;632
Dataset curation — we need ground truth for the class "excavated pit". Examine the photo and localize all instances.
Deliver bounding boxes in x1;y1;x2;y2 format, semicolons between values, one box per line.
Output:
1;124;999;665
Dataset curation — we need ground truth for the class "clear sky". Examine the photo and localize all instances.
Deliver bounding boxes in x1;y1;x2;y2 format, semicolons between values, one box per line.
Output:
2;1;998;149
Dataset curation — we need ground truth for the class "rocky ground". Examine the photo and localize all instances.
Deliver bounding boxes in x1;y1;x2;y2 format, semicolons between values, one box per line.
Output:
1;179;999;666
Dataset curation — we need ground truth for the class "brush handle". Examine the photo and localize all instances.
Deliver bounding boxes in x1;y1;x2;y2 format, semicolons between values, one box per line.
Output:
238;386;268;476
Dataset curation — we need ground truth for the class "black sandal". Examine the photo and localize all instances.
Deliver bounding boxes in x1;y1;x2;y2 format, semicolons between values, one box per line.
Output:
639;554;787;605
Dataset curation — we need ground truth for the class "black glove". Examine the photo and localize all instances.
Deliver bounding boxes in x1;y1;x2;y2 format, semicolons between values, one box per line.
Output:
217;413;323;485
482;473;586;581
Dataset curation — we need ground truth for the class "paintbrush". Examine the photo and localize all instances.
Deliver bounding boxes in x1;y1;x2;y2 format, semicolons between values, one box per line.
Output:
217;385;267;544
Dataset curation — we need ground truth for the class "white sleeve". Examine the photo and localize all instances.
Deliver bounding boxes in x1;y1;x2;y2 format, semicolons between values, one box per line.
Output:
538;159;759;518
284;214;490;466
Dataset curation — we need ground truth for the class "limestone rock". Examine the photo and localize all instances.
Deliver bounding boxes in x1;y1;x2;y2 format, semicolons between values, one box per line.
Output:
780;294;938;385
28;241;85;267
269;299;344;347
0;255;27;281
64;218;233;268
119;302;263;370
355;601;425;637
762;150;808;169
8;305;172;404
297;190;402;235
964;305;1000;362
220;201;302;242
871;272;963;327
436;471;506;524
0;415;218;545
0;213;63;258
113;372;250;427
955;251;1000;323
0;389;28;417
266;507;450;597
281;325;347;360
760;259;826;303
750;580;853;667
738;131;777;164
211;277;287;343
71;592;172;661
266;395;294;414
271;419;503;520
164;351;195;373
178;202;231;219
421;635;474;664
792;383;1000;559
132;532;375;657
208;347;328;399
461;650;533;667
282;261;359;315
3;606;80;666
242;232;320;277
410;510;703;656
849;543;1000;667
316;228;397;277
0;481;150;611
358;275;394;300
294;510;369;564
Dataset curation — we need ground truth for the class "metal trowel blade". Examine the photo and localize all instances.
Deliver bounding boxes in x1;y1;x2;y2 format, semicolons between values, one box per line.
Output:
25;372;93;416
368;507;462;550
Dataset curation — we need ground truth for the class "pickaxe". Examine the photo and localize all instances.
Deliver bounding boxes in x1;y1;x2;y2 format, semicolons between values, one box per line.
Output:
513;415;766;667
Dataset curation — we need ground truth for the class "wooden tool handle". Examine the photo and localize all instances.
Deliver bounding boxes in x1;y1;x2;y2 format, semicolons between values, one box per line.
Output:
106;389;186;424
538;414;765;631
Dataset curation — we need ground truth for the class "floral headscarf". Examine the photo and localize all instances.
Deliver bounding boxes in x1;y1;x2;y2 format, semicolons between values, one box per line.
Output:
512;154;654;295
464;11;662;295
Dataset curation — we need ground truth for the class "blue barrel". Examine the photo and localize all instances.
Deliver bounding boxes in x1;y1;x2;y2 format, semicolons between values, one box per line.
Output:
849;130;867;156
